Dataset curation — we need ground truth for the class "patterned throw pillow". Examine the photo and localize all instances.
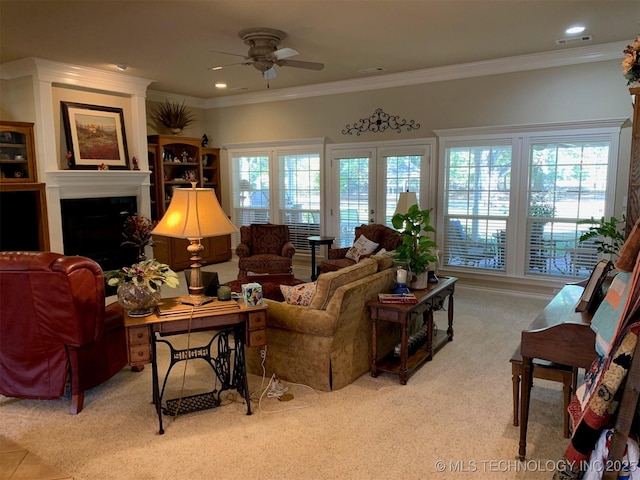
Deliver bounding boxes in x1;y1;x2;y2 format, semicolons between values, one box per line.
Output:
280;281;317;306
345;234;379;262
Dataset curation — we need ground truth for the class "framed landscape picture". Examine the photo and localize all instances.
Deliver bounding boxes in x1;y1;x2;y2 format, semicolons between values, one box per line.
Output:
61;101;130;169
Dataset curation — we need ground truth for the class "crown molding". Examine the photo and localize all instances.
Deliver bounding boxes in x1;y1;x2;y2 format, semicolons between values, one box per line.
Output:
434;117;628;138
148;40;624;109
1;57;153;97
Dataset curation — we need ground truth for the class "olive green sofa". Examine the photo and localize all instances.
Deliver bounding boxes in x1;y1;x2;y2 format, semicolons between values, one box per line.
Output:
245;255;398;391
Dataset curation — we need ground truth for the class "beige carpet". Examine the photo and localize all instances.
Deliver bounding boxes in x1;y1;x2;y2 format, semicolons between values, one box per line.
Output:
0;261;573;479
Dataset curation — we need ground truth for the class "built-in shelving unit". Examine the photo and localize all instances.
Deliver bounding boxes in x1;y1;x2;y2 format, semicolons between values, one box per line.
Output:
0;121;50;251
147;135;230;270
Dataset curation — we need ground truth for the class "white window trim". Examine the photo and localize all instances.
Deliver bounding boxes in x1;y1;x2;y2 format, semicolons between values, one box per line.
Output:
435;118;626;282
326;138;436;236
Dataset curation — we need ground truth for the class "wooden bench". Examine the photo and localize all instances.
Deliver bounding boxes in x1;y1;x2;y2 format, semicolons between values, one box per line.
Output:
510;345;577;438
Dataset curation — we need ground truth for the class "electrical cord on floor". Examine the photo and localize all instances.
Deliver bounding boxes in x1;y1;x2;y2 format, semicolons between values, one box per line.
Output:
250;346;318;414
249;345;270;401
171;305;194;420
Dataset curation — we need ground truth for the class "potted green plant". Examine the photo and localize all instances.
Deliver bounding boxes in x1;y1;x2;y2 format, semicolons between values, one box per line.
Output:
391;204;438;289
151;100;195;134
106;258;180;317
577;214;626;258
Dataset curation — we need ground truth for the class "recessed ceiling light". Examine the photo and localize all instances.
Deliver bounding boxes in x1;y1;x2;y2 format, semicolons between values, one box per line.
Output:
566;25;585;34
215;83;227;88
116;64;128;71
211;66;223;71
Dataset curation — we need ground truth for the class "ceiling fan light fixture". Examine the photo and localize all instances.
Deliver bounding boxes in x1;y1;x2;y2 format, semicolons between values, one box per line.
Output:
214;83;227;88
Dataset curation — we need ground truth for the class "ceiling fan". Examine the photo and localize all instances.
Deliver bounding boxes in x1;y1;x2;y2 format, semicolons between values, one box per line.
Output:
211;27;324;80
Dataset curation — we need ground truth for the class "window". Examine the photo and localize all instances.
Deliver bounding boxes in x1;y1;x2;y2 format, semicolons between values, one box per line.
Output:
443;144;511;271
437;120;623;280
228;139;324;252
328;141;434;247
279;152;321;249
526;140;611;276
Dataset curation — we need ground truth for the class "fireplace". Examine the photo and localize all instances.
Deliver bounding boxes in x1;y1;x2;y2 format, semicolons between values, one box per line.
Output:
61;196;139;272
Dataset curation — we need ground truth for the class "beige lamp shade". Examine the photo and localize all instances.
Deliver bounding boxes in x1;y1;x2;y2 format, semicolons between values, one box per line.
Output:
394;191;419;215
152;186;238;239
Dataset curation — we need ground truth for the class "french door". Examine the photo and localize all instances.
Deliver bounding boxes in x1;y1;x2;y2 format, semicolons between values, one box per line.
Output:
327;140;434;247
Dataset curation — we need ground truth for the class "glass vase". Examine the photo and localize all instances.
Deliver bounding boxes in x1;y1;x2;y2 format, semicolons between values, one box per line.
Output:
117;282;161;317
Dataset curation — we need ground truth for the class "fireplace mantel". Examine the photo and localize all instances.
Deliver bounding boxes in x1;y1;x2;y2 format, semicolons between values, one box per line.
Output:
47;170;150;199
45;170;152;253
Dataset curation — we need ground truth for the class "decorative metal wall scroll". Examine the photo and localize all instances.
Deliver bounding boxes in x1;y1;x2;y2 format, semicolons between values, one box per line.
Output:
342;108;420;136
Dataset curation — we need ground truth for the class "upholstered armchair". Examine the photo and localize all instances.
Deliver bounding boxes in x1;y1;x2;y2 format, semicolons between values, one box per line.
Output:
0;251;129;414
235;223;296;278
320;223;402;274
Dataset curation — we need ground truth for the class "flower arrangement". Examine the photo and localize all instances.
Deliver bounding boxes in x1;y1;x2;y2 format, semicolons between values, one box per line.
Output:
622;35;640;86
121;215;157;254
106;258;179;292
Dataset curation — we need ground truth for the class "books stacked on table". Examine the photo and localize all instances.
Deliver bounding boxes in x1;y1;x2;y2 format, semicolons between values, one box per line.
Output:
378;293;418;304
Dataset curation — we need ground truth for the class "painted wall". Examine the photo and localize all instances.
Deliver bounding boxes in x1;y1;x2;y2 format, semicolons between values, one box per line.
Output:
0;77;36;122
203;59;633;218
51;86;136;170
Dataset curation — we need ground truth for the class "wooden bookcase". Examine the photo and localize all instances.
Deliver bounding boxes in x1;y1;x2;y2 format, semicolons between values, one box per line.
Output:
147;135;230;270
0;121;50;251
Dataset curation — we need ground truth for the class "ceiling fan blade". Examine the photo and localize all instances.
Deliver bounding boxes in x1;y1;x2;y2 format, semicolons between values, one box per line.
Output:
209;61;247;71
274;47;299;60
277;59;324;71
210;50;249;59
263;66;277;80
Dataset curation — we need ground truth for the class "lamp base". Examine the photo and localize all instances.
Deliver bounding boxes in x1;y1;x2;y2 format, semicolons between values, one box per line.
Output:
179;294;215;306
392;283;411;295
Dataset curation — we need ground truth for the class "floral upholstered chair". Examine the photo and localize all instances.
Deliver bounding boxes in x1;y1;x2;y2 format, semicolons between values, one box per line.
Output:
235;223;296;278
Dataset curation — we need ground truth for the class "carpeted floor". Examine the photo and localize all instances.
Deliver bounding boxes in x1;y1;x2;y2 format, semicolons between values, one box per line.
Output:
1;260;573;479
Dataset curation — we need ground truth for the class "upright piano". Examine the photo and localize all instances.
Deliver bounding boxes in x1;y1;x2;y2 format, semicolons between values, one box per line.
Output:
519;284;597;460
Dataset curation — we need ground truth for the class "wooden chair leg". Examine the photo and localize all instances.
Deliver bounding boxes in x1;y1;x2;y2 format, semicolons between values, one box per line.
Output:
512;362;521;426
70;392;84;415
562;373;571;438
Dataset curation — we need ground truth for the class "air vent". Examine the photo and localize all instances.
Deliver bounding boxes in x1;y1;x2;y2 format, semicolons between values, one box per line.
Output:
358;67;386;74
555;35;593;45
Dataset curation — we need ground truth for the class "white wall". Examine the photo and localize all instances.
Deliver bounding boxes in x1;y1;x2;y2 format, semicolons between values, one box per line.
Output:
202;59;633;221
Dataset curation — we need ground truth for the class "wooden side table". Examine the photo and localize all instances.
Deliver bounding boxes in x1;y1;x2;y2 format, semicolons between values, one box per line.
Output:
125;298;267;434
367;277;456;384
307;235;335;280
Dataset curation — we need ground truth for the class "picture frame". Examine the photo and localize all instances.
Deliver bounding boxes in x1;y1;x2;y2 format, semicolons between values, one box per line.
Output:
575;258;613;313
61;101;129;169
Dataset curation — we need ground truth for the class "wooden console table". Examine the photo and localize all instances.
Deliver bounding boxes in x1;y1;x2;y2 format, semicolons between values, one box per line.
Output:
367;276;457;384
125;298;267;434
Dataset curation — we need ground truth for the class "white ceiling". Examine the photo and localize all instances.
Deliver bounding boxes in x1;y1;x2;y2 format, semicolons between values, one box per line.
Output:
1;1;638;101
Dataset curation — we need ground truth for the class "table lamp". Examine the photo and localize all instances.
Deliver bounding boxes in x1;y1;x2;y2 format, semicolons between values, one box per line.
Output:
394;191;419;216
152;183;238;304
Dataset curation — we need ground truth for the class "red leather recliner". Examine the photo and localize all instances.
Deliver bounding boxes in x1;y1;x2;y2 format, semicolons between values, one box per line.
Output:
0;251;129;414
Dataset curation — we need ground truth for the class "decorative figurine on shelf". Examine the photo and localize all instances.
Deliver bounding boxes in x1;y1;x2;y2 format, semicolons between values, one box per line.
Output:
65;150;73;168
98;163;109;170
132;156;139;170
181;149;188;163
183;170;197;182
202;134;209;147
